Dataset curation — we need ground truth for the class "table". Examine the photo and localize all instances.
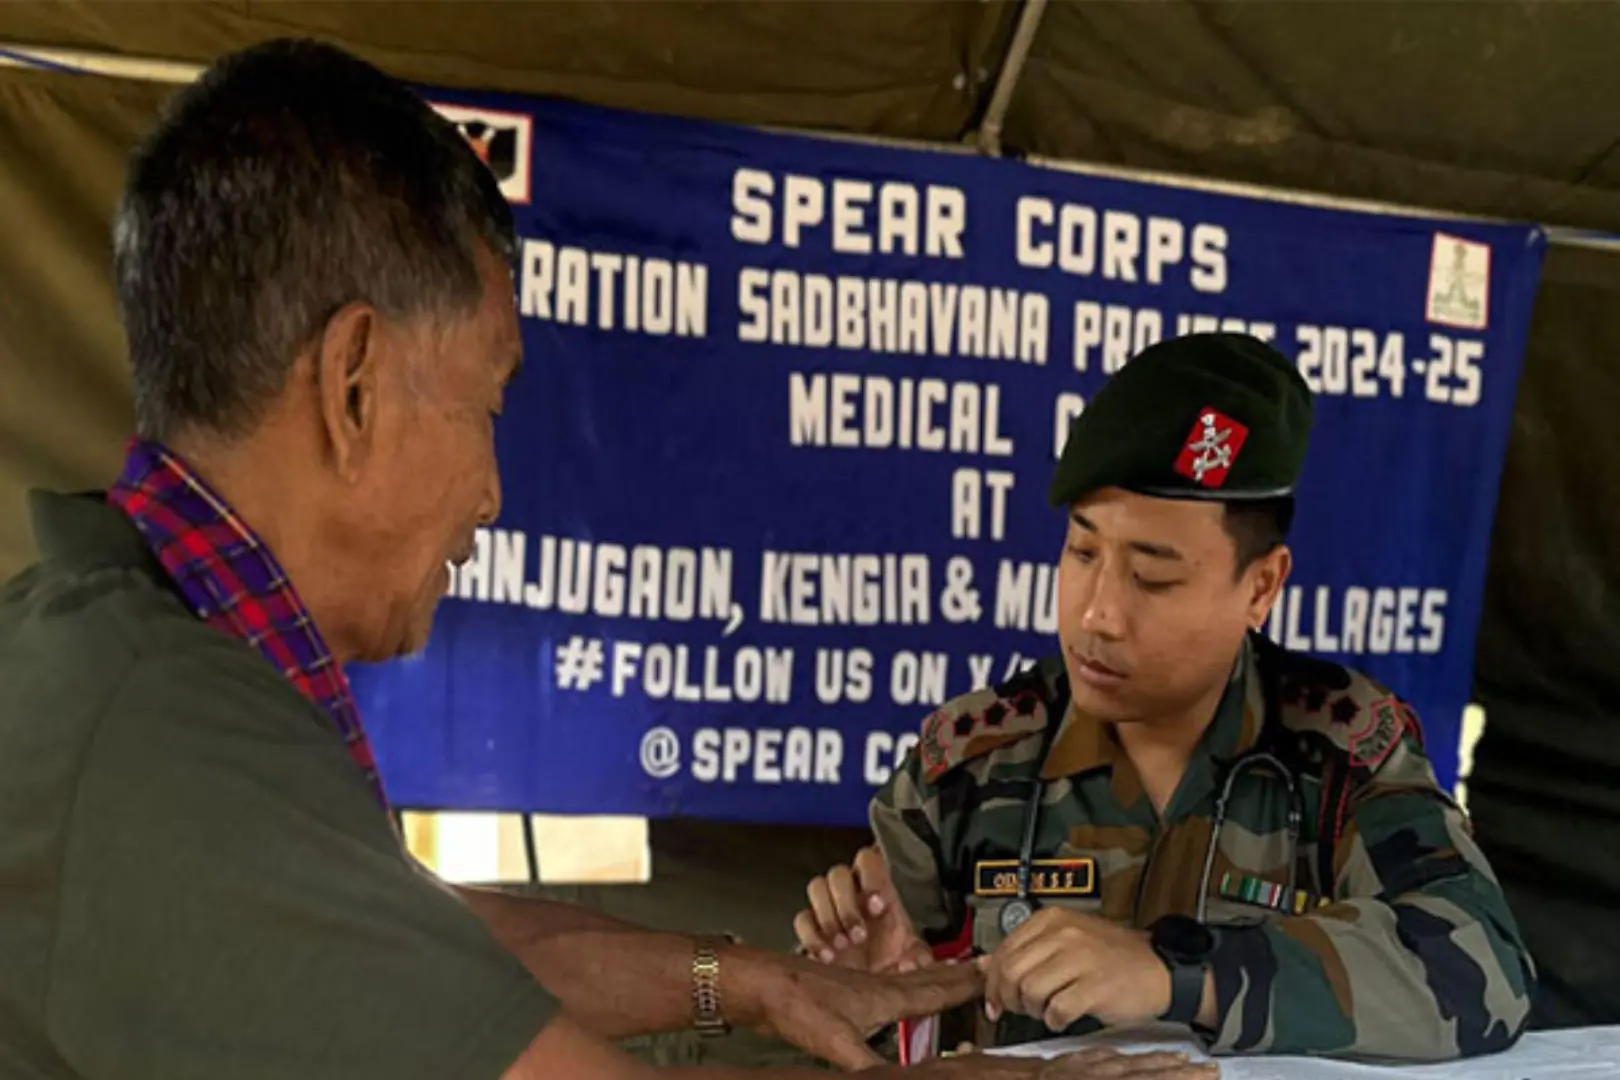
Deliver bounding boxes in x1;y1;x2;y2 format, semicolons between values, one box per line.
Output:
986;1024;1620;1078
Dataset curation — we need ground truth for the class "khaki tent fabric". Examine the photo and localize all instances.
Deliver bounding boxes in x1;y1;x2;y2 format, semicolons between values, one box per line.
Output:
1469;243;1620;1030
1003;1;1620;232
9;1;1620;229
0;1;1014;140
0;67;159;574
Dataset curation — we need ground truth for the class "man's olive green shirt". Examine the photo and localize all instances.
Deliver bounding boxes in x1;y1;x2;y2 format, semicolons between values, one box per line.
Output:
0;492;557;1080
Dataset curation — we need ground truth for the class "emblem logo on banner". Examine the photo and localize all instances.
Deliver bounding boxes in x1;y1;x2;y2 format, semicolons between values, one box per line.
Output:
1426;231;1492;331
430;102;533;204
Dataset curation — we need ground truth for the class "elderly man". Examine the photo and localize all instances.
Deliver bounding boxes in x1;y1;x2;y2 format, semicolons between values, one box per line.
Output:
0;38;1216;1080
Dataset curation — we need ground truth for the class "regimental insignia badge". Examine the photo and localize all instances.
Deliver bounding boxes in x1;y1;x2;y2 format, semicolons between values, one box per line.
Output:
1174;407;1249;489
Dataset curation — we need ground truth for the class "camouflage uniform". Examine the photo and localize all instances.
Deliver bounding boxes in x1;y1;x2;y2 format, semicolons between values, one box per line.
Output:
872;632;1535;1060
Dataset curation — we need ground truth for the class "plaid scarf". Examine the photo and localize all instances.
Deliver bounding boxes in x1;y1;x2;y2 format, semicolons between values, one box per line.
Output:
107;439;390;811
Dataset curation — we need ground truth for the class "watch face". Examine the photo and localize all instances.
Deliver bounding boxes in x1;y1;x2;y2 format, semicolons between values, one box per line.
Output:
1153;915;1216;963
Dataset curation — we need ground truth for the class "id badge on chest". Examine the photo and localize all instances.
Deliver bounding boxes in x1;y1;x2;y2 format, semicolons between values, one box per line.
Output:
974;856;1099;936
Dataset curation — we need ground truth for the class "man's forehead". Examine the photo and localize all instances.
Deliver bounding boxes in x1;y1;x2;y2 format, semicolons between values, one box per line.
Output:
1068;490;1226;552
490;296;523;374
474;253;524;379
1071;488;1223;524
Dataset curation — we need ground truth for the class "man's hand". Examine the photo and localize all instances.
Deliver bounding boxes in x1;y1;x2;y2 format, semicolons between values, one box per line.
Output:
729;947;1219;1074
508;1013;1217;1080
910;1047;1218;1079
981;908;1176;1032
728;945;983;1069
794;845;934;973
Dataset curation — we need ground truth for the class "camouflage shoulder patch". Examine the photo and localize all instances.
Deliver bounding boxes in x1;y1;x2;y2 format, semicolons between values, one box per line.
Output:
1268;643;1421;778
918;661;1056;785
1348;697;1404;771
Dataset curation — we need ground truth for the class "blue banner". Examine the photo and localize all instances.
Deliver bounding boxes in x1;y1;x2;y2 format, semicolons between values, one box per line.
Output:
351;90;1547;826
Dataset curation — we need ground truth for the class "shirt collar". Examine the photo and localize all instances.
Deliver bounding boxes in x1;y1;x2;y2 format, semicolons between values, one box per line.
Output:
1039;636;1261;784
105;438;391;812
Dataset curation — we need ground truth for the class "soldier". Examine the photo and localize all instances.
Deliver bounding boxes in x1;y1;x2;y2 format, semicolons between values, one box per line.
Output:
794;333;1535;1061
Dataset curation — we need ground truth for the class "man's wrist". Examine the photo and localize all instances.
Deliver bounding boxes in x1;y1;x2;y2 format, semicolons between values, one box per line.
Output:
692;937;730;1037
711;939;775;1032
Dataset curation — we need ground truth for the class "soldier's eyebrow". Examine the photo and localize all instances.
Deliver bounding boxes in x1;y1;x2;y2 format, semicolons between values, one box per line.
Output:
1070;511;1185;561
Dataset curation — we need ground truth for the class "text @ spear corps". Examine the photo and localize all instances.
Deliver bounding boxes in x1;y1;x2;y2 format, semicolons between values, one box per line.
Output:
636;721;919;788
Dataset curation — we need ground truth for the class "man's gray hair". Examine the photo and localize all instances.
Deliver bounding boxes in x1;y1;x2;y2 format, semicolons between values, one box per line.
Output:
113;38;516;440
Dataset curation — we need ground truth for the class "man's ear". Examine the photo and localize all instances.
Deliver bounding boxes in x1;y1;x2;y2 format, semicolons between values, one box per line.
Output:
314;302;382;483
1246;544;1292;630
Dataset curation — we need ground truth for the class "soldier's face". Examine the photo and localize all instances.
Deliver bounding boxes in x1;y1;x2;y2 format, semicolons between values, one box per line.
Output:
1055;488;1287;725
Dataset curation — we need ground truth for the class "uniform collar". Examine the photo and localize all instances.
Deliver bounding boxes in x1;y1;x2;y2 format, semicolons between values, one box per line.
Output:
1039;696;1118;781
1170;637;1266;818
1209;633;1268;761
1038;636;1263;799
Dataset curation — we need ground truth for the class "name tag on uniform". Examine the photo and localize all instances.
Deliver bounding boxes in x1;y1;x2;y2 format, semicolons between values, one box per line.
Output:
974;858;1098;898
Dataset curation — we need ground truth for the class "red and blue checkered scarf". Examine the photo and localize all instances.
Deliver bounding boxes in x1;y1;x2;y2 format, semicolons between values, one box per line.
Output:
107;438;390;811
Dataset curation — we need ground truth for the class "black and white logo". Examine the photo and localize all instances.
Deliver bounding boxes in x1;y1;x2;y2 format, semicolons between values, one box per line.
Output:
431;102;533;205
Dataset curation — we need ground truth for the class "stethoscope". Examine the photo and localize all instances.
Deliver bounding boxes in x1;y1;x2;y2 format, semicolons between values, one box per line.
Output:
997;743;1305;936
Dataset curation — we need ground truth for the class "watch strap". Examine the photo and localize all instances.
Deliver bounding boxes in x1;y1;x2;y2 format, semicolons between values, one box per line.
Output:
1159;955;1206;1025
692;933;737;1037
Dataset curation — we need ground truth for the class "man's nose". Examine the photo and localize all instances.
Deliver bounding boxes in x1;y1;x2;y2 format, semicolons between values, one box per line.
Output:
478;462;503;526
1075;569;1126;640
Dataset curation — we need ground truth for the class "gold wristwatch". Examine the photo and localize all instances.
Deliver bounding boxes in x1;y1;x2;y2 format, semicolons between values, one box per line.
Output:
692;932;739;1038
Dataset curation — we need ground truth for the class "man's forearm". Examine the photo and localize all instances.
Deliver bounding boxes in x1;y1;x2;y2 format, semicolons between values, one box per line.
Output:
456;886;757;1041
457;885;647;940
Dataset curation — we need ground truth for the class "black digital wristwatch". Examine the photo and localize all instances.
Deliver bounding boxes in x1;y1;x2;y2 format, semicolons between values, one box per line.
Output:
1148;914;1216;1025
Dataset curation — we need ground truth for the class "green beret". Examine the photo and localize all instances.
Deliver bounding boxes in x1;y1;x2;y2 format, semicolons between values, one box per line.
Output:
1049;333;1314;507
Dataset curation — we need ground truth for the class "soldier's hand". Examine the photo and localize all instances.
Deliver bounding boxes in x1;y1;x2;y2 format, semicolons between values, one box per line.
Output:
794;845;933;973
906;1047;1218;1079
981;907;1185;1032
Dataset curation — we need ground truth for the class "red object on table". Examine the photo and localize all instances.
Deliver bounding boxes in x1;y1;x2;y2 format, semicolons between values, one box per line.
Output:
897;916;975;1065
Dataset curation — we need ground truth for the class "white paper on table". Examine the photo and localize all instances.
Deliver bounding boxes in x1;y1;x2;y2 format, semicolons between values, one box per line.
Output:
986;1024;1210;1063
986;1024;1620;1078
